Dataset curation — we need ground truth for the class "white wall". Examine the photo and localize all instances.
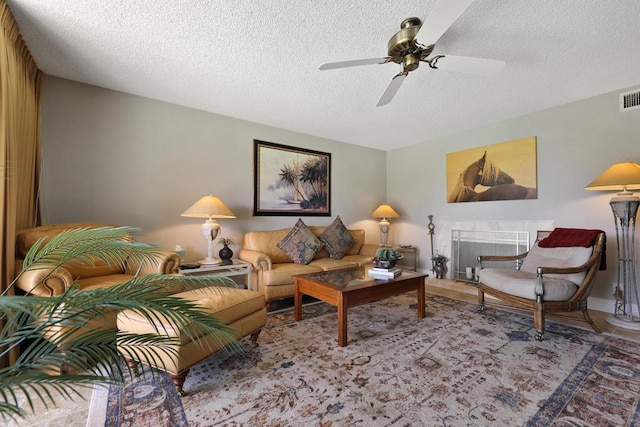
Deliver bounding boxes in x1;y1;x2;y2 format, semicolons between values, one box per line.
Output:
39;77;386;260
388;86;640;303
40;76;640;308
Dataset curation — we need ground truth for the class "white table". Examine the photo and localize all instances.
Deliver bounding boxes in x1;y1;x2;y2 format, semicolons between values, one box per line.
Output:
178;259;253;290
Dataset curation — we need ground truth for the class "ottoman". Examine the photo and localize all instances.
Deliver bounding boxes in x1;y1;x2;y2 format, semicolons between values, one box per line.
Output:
117;286;266;394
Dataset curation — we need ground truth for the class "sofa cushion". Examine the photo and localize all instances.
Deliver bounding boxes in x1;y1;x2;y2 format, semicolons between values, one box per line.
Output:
308;258;358;271
263;263;323;286
478;268;578;301
520;243;593;285
318;216;355;259
277;219;324;264
341;254;374;267
243;228;293;264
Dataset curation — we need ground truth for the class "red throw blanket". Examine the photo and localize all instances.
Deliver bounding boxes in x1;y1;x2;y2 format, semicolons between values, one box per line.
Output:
538;227;606;270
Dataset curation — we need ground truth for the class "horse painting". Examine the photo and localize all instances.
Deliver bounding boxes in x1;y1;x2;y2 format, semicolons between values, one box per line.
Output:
448;151;537;203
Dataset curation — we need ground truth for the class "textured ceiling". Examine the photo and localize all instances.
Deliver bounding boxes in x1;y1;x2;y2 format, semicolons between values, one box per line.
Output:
7;0;640;151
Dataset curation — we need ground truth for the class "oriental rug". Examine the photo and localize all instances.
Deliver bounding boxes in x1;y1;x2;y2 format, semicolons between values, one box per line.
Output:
90;294;640;426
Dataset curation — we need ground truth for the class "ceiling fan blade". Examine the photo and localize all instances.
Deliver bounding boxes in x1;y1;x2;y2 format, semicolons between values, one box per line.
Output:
416;0;475;46
376;72;408;107
319;57;390;70
430;55;505;75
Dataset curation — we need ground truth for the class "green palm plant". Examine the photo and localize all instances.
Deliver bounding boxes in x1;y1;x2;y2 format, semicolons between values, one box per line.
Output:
0;226;241;421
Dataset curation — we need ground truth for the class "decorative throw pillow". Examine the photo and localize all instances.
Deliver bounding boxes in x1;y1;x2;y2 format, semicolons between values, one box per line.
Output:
319;216;355;259
538;227;601;248
277;219;324;265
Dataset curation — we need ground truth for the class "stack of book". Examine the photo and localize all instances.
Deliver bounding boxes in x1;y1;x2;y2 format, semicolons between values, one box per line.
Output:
368;267;402;280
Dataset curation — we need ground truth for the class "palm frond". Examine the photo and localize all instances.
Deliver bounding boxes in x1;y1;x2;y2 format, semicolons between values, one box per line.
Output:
1;226;252;420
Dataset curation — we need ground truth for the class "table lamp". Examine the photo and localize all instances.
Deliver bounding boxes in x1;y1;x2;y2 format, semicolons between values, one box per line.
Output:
586;161;640;329
181;195;236;265
371;204;400;246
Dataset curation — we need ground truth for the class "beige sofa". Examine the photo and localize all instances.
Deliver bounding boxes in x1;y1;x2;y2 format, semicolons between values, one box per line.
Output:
238;226;377;304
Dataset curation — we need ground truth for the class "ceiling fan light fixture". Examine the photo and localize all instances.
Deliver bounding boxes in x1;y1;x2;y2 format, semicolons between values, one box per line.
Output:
403;53;420;72
400;17;422;30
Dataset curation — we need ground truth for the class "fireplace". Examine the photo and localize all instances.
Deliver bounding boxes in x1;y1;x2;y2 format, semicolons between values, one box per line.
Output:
433;220;555;280
451;230;529;281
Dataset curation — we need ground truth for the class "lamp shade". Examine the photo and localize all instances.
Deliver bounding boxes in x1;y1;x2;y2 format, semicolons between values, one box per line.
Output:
181;195;236;219
370;204;400;219
585;162;640;192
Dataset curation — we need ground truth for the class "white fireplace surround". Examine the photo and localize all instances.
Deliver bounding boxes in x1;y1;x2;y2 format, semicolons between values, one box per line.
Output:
435;220;556;275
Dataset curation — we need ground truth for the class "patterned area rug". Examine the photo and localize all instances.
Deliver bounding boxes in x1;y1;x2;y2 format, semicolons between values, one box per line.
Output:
97;294;640;426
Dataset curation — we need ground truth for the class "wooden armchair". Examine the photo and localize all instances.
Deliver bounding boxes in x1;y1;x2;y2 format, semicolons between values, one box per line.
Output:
475;228;606;341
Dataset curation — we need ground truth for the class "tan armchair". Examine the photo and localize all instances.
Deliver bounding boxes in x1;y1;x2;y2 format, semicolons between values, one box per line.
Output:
476;228;605;341
14;222;181;296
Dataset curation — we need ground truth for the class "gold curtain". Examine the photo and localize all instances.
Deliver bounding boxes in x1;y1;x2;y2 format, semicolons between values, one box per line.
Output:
0;0;43;367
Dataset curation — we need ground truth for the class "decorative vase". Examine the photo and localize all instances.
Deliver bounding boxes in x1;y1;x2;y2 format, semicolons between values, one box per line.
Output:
219;244;233;265
433;261;447;279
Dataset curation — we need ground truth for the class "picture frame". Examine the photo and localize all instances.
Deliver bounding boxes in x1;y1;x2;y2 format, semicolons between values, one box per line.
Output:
253;140;331;216
446;136;537;203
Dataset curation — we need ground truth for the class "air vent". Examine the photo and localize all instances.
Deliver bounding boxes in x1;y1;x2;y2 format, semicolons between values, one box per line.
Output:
620;89;640;111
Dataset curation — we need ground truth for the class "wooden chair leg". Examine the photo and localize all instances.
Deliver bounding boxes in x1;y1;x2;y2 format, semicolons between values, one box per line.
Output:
476;289;485;312
534;301;545;341
249;329;261;347
170;369;190;396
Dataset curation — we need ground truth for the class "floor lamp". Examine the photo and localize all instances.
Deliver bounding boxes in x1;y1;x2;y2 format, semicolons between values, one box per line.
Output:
371;204;400;246
181;195;236;265
586;162;640;329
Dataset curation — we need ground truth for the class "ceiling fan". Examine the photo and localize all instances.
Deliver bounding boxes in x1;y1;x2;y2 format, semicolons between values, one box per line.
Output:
319;0;506;106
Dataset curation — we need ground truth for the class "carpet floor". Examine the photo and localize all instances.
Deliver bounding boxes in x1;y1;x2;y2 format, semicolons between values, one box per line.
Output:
89;293;640;426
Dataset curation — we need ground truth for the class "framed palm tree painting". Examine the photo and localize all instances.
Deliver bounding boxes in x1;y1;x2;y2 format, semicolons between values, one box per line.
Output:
253;140;331;216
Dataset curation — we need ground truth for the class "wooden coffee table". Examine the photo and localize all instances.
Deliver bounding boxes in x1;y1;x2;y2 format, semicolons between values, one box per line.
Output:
293;267;427;347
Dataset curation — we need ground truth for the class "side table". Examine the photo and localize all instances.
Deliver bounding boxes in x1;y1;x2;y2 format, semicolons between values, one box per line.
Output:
178;259;253;291
394;246;418;271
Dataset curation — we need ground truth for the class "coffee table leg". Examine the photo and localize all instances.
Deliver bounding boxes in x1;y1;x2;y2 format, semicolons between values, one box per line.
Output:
294;281;302;321
338;297;348;347
417;278;426;318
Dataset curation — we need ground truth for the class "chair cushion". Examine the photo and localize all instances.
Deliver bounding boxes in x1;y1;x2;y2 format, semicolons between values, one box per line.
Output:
318;216;355;259
520;243;593;285
77;274;134;291
478;268;578;301
16;222;124;278
276;219;324;264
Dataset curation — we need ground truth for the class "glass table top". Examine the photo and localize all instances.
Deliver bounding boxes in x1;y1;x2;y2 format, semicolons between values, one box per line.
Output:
298;267;419;289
